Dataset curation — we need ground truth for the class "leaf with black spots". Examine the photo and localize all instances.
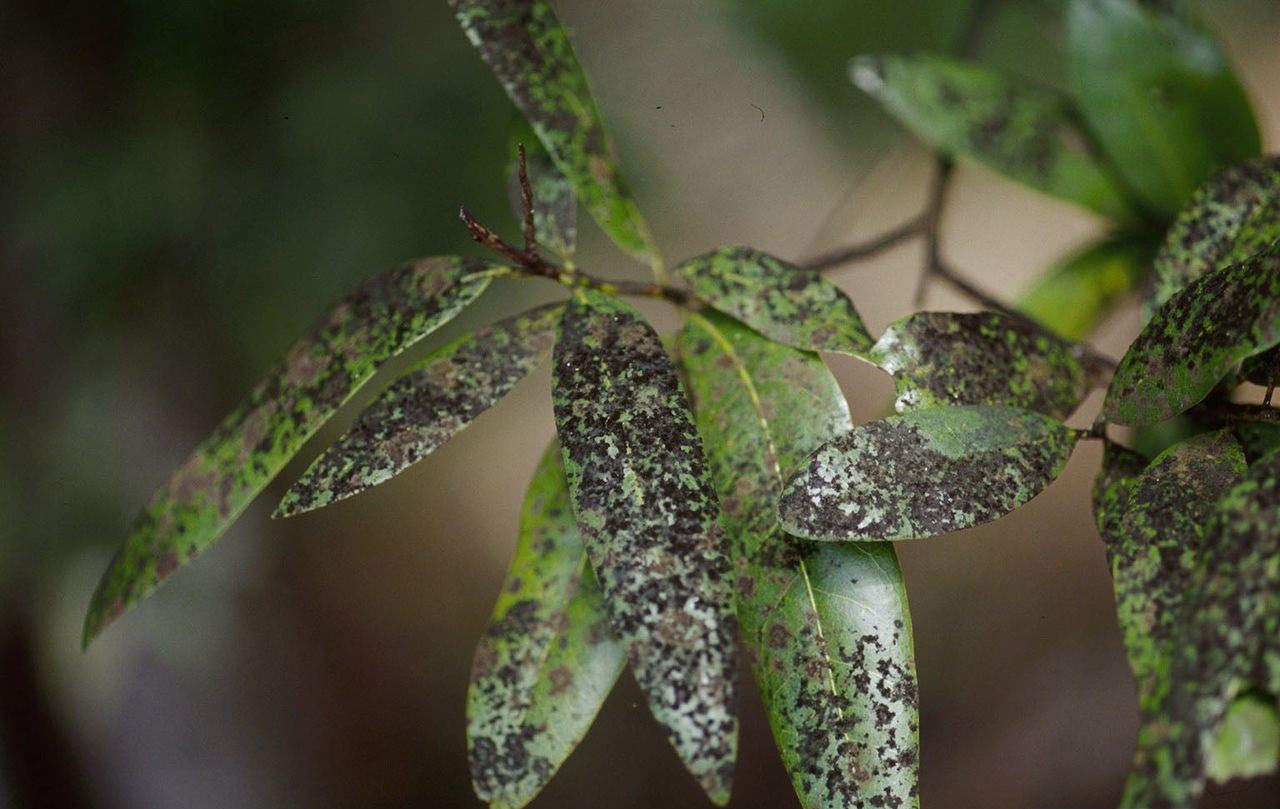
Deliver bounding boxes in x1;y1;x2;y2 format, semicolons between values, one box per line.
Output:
467;440;626;809
675;246;873;356
551;290;738;803
779;406;1081;541
507;133;578;260
870;310;1088;419
1092;439;1147;545
1104;245;1280;426
452;0;658;267
83;256;497;645
850;53;1134;221
680;312;919;809
277;302;562;517
1018;236;1156;340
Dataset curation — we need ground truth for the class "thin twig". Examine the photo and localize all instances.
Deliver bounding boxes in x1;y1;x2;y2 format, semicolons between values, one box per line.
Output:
516;144;537;254
803;215;925;272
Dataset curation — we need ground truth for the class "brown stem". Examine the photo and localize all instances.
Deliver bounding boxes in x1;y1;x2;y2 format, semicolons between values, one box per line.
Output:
516;144;538;254
803;215;925;272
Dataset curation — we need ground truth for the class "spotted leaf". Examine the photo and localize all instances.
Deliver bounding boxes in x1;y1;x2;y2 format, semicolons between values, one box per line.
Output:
507;133;578;260
1104;245;1280;426
467;440;626;809
277;302;562;517
870;310;1088;419
779;405;1081;541
452;0;658;267
83;256;497;645
850;53;1134;221
551;290;738;803
680;312;919;809
675;246;873;356
1018;236;1155;341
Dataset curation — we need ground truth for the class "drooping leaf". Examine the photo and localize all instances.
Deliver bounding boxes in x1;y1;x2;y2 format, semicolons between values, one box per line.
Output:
779;405;1081;541
679;312;919;809
1066;0;1261;218
1104;244;1280;426
1091;438;1147;545
850;53;1135;221
675;246;873;356
467;440;626;809
1018;235;1155;341
507;133;578;260
551;290;738;803
83;256;497;645
452;0;658;267
870;310;1088;419
277;302;562;517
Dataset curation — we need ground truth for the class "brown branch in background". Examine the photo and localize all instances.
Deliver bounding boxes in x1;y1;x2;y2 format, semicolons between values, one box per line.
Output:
516;144;538;254
803;215;925;272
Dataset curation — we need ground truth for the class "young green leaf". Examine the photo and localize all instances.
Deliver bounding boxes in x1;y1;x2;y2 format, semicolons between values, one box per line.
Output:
452;0;658;267
467;440;626;809
83;256;497;645
779;405;1081;541
675;246;873;356
1091;439;1148;545
507;134;578;260
551;290;738;803
870;310;1089;419
1066;0;1260;218
1104;245;1280;426
850;53;1135;221
1018;236;1155;341
277;302;563;517
680;312;919;809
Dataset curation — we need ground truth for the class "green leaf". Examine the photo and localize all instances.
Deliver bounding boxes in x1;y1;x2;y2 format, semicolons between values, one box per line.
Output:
870;310;1088;419
1104;244;1280;426
1066;0;1261;218
679;312;919;809
452;0;658;267
850;53;1135;221
1235;422;1280;466
507;133;578;260
277;302;563;517
779;405;1081;541
675;246;873;356
1092;438;1147;545
1017;235;1155;341
551;290;738;803
467;440;626;809
1150;155;1280;314
83;256;497;645
1206;695;1280;784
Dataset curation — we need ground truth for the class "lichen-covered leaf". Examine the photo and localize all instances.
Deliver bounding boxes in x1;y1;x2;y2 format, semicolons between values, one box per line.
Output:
1104;245;1280;426
1018;236;1155;341
467;440;626;809
1066;0;1261;218
452;0;658;266
507;134;578;260
850;53;1135;221
277;303;562;517
679;312;919;809
870;310;1088;419
675;246;873;356
779;405;1081;541
551;290;737;803
1206;695;1280;784
1092;439;1148;545
83;256;496;645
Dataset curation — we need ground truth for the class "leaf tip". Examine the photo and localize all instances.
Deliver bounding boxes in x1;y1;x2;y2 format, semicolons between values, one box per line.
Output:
849;54;887;94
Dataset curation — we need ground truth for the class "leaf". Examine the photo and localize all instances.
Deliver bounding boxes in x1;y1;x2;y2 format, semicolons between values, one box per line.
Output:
83;256;497;645
452;0;658;267
850;53;1135;221
675;246;873;356
467;440;626;809
779;405;1081;541
1091;438;1147;545
507;134;578;260
1235;422;1280;466
870;310;1088;419
1066;0;1261;218
1017;235;1155;341
277;302;562;517
551;290;738;803
1104;244;1280;426
1206;695;1280;784
679;312;919;809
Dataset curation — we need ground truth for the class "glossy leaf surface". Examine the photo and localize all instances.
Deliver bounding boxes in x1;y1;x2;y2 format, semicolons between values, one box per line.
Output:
278;302;562;516
871;310;1088;419
1105;245;1280;426
850;53;1134;220
452;0;658;266
84;256;496;644
779;406;1080;541
1018;236;1155;340
680;312;919;809
551;290;737;803
468;441;626;809
675;246;873;356
507;135;578;260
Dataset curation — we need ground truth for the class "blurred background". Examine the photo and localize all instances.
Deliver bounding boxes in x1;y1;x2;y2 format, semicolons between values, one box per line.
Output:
3;0;1279;807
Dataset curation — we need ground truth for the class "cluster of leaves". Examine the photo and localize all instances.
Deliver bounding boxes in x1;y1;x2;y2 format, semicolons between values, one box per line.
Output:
83;0;1280;807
